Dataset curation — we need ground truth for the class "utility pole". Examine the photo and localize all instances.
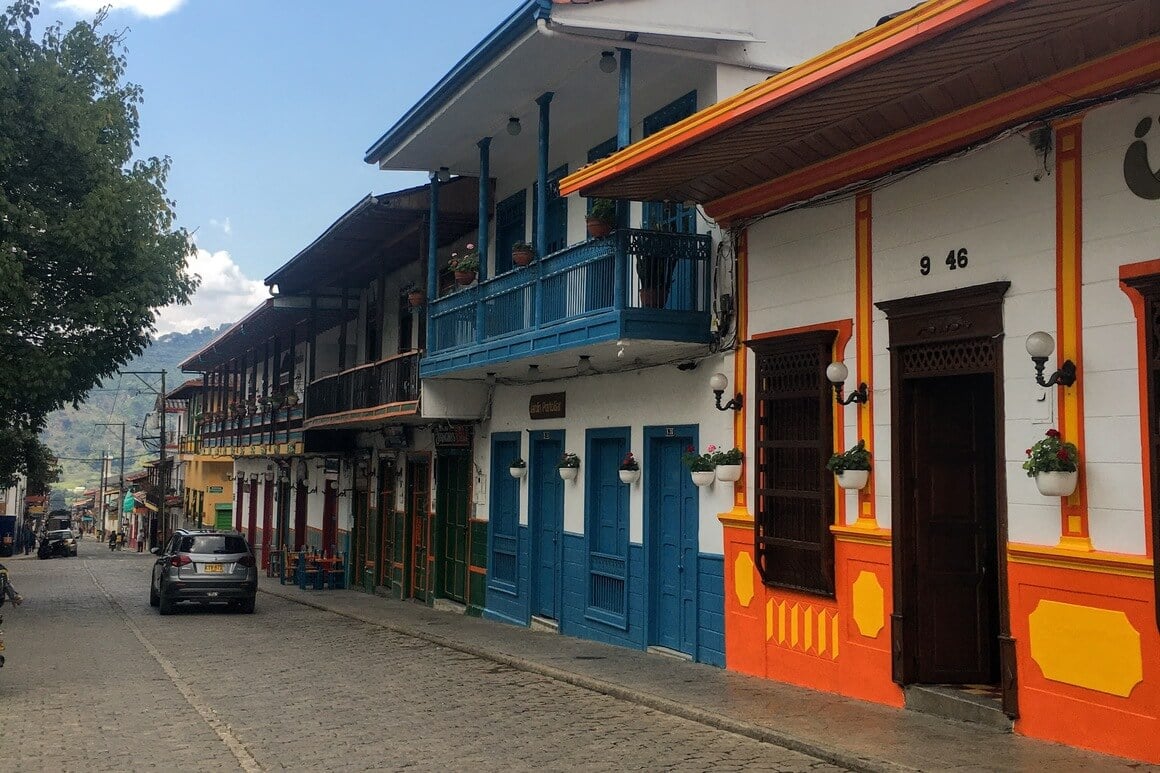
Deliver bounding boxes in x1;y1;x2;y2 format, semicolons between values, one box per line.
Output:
123;369;167;548
96;422;126;533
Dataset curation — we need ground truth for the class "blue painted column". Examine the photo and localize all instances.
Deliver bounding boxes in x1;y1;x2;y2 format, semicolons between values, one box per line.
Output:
617;48;631;150
616;49;632;303
534;92;553;326
476;137;491;280
426;172;440;351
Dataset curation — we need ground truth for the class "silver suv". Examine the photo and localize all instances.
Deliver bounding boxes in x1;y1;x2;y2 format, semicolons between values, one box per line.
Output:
150;529;257;615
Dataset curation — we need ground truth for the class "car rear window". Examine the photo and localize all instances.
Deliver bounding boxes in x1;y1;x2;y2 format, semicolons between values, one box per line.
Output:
179;535;248;554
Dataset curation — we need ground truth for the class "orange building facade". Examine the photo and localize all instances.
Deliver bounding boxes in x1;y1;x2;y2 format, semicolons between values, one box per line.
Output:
561;0;1160;763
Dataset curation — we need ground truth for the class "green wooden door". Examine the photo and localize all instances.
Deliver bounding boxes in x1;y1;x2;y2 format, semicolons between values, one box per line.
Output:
435;454;471;603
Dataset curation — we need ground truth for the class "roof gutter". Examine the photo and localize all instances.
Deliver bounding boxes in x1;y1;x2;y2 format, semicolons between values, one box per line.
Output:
534;17;786;72
364;0;550;166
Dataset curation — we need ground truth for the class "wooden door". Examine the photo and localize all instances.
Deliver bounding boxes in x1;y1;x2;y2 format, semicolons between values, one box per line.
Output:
530;431;563;619
377;459;395;589
322;479;338;553
910;374;999;684
435;454;470;603
260;478;273;569
293;480;308;551
408;458;431;602
648;431;698;655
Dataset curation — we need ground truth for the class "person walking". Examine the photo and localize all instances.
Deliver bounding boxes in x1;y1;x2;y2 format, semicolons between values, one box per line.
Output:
0;563;23;606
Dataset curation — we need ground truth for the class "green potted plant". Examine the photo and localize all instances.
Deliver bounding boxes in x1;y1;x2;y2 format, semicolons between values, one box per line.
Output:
618;451;640;485
586;198;616;238
682;445;716;487
557;451;581;481
509;457;527;480
1023;428;1079;496
511;241;535;267
826;440;872;490
447;243;480;285
713;446;743;482
402;282;424;308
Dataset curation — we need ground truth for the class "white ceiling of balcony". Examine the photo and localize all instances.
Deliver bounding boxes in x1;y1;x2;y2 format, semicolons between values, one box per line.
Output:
367;28;718;179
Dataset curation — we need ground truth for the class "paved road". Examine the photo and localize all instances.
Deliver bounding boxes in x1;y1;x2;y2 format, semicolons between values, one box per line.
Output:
0;538;847;772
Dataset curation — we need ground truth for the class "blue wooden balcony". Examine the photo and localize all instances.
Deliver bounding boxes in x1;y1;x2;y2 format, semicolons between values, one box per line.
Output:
423;228;713;377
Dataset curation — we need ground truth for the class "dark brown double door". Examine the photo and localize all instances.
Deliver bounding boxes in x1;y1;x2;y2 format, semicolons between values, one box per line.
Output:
905;374;999;684
882;282;1014;713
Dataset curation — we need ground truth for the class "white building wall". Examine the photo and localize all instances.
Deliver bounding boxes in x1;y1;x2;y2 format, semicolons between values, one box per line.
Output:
745;94;1156;555
476;361;735;554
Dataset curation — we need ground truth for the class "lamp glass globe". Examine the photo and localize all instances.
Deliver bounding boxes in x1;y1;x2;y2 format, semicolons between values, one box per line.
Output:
825;361;849;385
709;372;728;392
1025;331;1055;358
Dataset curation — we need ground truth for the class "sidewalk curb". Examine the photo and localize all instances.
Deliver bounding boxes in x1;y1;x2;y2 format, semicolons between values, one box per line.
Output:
259;585;912;773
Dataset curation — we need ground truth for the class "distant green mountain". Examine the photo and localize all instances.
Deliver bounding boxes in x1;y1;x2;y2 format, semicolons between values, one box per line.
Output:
43;323;231;496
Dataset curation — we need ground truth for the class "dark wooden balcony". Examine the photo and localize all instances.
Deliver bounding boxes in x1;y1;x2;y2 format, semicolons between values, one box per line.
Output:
304;350;420;429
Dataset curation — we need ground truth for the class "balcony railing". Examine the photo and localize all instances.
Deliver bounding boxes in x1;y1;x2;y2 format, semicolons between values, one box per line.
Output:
197;405;304;450
427;228;712;369
306;350;420;421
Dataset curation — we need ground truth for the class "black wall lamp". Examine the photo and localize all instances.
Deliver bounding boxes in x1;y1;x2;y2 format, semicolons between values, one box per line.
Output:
710;372;743;412
1025;331;1077;387
826;361;869;405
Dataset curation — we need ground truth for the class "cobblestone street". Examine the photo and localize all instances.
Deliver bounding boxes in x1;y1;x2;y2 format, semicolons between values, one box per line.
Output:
0;540;845;772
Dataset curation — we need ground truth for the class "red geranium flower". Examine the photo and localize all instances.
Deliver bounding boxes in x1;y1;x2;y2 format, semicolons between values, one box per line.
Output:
1025;448;1032;456
1045;429;1060;438
1057;449;1069;460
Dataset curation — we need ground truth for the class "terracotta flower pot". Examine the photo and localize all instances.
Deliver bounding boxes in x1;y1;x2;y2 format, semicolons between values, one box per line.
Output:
639;287;668;308
454;270;477;286
586;218;613;239
407;291;424;308
1034;470;1078;497
512;249;534;267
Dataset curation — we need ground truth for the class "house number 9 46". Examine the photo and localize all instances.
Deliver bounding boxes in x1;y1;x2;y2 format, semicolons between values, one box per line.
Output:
919;248;968;275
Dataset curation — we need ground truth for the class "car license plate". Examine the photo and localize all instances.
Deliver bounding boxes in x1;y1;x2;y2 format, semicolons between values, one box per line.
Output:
203;563;224;573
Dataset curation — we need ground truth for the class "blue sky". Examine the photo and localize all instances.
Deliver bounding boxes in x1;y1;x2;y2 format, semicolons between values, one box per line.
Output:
47;0;519;333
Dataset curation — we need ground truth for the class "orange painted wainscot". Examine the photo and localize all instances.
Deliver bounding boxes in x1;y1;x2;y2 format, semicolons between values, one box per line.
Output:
1007;543;1158;763
721;513;900;707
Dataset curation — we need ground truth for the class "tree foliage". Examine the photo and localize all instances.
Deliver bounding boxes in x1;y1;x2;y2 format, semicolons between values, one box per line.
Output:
0;1;197;480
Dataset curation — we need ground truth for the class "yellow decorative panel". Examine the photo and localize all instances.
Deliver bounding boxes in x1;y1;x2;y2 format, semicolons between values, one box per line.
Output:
734;552;755;607
766;597;840;660
831;614;840;660
790;604;800;647
777;601;786;644
803;607;814;652
766;599;773;641
816;611;827;655
852;570;885;638
1028;601;1143;697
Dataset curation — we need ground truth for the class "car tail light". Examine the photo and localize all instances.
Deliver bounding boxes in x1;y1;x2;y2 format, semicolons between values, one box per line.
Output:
237;555;255;568
170;555;192;568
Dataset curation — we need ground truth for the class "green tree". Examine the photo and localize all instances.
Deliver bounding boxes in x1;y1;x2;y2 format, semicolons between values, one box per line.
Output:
0;1;197;481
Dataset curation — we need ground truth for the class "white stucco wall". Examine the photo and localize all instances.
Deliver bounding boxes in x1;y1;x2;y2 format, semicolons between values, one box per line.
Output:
474;360;736;555
743;94;1157;555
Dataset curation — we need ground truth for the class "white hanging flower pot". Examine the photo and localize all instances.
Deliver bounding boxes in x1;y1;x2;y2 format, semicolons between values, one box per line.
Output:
691;470;715;488
1035;470;1078;497
618;469;640;485
835;469;870;490
558;467;579;482
715;464;742;483
509;466;527;480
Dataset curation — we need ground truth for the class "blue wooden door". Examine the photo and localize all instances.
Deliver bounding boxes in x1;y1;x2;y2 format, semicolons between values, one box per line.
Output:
648;430;698;655
530;431;563;619
489;435;521;592
585;431;630;628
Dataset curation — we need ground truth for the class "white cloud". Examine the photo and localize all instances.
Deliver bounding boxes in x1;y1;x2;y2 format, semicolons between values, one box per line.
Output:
154;247;267;335
55;0;184;17
208;217;233;236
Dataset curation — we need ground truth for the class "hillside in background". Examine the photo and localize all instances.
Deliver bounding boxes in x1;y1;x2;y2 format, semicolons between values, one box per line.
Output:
43;323;231;497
